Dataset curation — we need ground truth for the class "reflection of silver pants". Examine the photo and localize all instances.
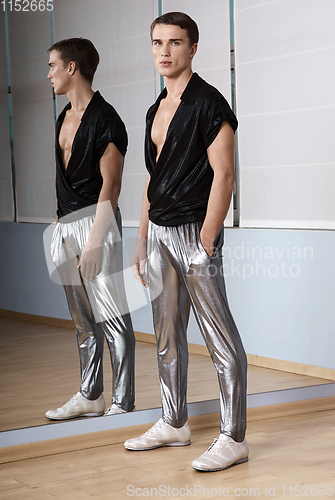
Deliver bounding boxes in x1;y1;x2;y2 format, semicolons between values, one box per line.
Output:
148;221;247;442
50;208;135;411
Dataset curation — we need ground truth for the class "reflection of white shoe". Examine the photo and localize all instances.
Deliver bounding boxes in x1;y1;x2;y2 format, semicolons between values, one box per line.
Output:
104;403;135;416
45;392;105;420
192;434;249;472
124;418;191;451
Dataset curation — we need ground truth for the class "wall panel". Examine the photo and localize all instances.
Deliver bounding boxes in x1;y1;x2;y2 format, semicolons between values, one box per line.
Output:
8;9;55;222
235;0;335;229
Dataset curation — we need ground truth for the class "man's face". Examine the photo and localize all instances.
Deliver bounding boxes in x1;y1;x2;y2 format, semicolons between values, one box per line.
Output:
151;24;197;79
47;50;71;95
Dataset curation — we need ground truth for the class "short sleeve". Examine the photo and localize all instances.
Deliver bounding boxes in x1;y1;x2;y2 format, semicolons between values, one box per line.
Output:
95;115;128;160
200;93;238;149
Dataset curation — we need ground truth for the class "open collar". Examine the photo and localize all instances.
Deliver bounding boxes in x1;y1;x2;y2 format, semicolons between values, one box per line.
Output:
147;72;204;120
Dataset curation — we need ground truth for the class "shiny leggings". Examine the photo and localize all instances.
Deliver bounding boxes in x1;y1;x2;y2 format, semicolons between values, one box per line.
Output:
148;221;247;442
51;209;135;411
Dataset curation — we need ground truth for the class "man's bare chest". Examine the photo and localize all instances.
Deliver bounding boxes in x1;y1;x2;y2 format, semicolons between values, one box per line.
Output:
151;98;180;151
59;110;85;168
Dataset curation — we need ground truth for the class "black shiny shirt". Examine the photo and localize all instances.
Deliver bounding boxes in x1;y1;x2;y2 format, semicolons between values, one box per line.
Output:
145;73;238;226
55;91;127;219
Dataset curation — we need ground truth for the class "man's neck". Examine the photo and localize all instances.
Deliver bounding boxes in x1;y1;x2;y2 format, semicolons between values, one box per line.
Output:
164;69;193;100
66;85;95;113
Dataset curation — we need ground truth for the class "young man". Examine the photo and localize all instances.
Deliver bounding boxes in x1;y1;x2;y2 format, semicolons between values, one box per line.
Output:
125;13;248;472
46;38;135;419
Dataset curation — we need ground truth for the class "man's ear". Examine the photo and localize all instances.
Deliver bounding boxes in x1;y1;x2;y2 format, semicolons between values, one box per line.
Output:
190;43;198;59
68;60;77;76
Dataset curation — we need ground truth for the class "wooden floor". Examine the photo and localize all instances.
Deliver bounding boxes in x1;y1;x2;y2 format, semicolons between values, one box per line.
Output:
1;406;335;499
0;317;333;431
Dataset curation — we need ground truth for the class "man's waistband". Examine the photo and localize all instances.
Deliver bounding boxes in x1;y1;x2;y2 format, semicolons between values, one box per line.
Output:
58;204;119;224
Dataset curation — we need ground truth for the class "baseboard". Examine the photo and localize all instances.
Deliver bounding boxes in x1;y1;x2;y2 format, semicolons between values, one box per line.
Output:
1;396;334;464
0;309;73;329
247;395;335;422
247;353;335;381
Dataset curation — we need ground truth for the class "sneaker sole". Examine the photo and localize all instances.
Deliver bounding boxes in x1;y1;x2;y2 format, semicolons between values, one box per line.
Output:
192;456;248;472
104;411;126;416
125;440;191;451
45;411;105;421
104;406;135;416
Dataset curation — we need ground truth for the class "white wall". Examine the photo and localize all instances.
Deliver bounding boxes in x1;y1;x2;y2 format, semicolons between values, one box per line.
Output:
235;0;335;229
7;9;55;222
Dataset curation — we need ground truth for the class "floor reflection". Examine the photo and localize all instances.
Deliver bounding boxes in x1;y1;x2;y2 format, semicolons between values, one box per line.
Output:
1;317;333;432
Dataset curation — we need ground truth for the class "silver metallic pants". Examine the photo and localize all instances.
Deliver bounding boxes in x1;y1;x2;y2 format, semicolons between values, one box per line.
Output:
50;208;135;411
148;221;247;442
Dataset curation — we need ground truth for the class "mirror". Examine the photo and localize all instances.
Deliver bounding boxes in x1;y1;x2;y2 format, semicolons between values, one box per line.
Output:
1;0;334;440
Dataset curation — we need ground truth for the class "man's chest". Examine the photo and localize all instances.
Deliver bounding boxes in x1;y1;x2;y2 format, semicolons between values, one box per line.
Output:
58;110;85;158
151;98;181;150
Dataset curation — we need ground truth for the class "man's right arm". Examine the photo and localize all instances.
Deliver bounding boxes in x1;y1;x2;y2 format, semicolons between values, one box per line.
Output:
132;174;150;287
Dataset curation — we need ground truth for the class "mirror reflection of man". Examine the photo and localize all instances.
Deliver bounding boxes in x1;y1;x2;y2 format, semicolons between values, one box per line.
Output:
125;13;248;472
46;38;135;420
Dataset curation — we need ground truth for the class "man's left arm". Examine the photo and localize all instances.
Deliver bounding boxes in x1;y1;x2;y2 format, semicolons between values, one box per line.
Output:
200;120;235;256
78;142;123;280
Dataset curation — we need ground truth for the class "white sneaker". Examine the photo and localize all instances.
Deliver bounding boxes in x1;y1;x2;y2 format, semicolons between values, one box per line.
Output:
192;434;248;472
124;418;191;451
45;392;105;420
104;403;134;416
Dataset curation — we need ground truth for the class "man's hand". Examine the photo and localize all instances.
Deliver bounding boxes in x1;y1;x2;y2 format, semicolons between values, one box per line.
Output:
199;228;215;257
78;242;102;281
77;142;123;282
132;238;148;287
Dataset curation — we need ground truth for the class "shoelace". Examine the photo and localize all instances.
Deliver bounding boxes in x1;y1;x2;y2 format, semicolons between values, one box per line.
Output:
64;394;79;408
144;419;163;436
207;436;226;455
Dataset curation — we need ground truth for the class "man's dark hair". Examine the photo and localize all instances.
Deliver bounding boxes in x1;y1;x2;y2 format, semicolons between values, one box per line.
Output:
150;12;199;46
48;37;99;85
